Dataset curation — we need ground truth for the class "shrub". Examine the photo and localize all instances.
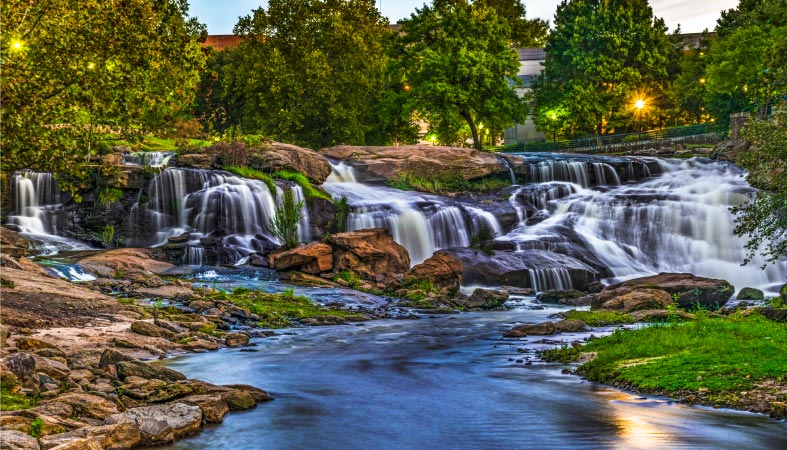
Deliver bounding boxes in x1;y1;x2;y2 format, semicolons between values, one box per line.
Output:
270;189;304;249
98;188;123;205
331;196;350;233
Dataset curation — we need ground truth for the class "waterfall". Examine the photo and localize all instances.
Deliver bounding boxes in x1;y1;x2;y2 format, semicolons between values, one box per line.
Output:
7;170;60;235
528;268;572;292
134;168;284;263
323;162;502;265
122;151;175;168
289;185;311;243
503;157;787;295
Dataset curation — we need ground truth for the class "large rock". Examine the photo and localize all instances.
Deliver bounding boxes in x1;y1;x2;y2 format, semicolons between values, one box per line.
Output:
505;319;589;337
3;352;39;389
0;227;31;258
446;248;599;290
737;287;764;301
591;273;734;310
0;429;40;450
328;229;410;283
319;145;509;183
599;288;673;313
180;395;229;423
465;288;509;310
78;248;173;278
269;242;333;274
105;403;202;445
537;289;590;306
129;321;174;340
38;422;140;450
402;251;462;297
116;360;186;383
56;393;119;420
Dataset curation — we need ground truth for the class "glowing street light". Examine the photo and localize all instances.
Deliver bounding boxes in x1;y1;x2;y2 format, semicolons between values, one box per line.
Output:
10;39;23;51
635;99;645;110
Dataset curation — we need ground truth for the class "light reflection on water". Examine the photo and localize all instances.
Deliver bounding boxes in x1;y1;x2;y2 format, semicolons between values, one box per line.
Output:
155;304;787;450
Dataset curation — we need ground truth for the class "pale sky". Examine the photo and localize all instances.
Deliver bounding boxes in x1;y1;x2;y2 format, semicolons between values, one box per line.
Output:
188;0;740;35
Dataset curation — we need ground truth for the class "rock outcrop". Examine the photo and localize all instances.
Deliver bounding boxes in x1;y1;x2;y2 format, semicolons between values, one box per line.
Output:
465;288;509;310
268;242;333;274
77;248;174;278
402;251;462;297
328;228;410;283
590;273;734;310
504;319;590;337
319;145;512;183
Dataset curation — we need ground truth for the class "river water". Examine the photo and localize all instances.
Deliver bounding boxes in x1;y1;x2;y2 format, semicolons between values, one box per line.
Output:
159;300;787;450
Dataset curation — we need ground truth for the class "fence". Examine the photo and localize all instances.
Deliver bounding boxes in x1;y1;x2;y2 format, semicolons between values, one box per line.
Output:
500;123;727;154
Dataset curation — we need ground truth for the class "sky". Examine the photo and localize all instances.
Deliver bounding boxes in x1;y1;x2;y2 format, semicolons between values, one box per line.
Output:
188;0;740;35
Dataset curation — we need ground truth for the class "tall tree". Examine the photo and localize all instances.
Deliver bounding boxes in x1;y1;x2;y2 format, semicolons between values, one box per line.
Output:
1;0;206;193
227;0;388;149
389;0;526;150
531;0;676;139
704;0;787;124
473;0;549;47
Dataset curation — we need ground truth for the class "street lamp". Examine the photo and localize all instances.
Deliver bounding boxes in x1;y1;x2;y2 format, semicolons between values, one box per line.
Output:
634;99;646;135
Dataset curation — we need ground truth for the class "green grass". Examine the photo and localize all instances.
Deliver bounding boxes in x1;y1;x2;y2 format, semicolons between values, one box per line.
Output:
207;287;362;328
225;166;277;194
0;386;37;411
335;270;361;290
564;309;636;327
272;169;332;201
541;312;787;394
389;172;511;195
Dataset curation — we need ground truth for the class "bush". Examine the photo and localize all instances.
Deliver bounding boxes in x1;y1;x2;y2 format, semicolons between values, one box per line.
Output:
270;189;304;249
331;196;350;233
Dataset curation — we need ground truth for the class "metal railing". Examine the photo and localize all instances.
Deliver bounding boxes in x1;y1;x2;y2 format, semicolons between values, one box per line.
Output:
500;123;727;154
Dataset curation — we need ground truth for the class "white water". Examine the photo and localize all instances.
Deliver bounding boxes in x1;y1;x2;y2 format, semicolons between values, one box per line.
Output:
122;151;176;168
505;158;787;295
323;162;502;265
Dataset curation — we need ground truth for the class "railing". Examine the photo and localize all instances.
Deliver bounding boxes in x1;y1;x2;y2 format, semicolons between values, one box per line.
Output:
500;123;727;154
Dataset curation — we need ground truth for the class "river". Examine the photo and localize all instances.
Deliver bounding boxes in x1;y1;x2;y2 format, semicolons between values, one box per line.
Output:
157;299;787;450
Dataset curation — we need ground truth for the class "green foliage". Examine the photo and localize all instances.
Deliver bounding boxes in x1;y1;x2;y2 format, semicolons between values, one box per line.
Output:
272;170;331;201
474;0;549;47
470;227;496;255
98;188;123;206
224;166;277;194
270;189;304;249
221;0;389;148
389;172;510;195
331;196;351;233
564;309;636;327
705;1;787;123
532;0;677;138
1;277;16;288
542;313;787;396
1;0;206;195
389;0;527;150
29;417;44;439
0;385;36;411
335;270;361;290
732;103;787;266
206;287;358;328
100;224;115;248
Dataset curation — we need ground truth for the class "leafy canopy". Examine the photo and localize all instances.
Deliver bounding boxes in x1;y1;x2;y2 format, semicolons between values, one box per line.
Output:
226;0;389;149
1;0;206;194
389;0;526;150
531;0;676;138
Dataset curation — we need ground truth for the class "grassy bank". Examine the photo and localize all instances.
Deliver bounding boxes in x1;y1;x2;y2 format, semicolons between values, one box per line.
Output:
389;172;511;195
207;287;365;328
540;312;787;418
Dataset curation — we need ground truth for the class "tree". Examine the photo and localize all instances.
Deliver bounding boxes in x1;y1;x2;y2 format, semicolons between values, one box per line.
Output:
531;0;677;139
704;0;787;125
732;102;787;266
473;0;549;47
1;0;206;194
668;35;712;125
389;0;526;150
226;0;389;149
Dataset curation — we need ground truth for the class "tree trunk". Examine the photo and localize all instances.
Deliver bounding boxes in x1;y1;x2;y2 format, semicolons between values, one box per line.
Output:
460;110;482;151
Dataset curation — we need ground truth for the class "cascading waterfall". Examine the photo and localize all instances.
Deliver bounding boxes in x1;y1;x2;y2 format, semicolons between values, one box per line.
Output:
323;162;502;265
289;185;311;243
122;151;176;168
503;157;787;295
528;268;572;292
133;168;309;264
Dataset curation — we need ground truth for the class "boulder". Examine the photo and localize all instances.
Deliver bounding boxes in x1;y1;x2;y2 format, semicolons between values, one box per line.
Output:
319;145;508;183
116;360;186;383
247;143;332;184
736;287;765;301
221;390;256;411
0;429;40;450
446;248;598;290
599;288;674;313
224;333;250;348
592;273;733;310
630;309;695;322
105;402;202;445
180;394;230;423
15;337;61;352
328;229;410;283
465;288;509;310
56;393;119;420
554;319;591;333
222;384;272;402
31;355;71;380
504;319;589;337
403;251;462;297
129;321;174;340
268;242;333;274
3;352;39;389
0;227;31;258
77;248;173;278
537;289;590;306
38;421;140;450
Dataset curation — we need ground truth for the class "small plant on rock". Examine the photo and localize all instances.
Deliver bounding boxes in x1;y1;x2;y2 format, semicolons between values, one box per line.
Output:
270;189;304;250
